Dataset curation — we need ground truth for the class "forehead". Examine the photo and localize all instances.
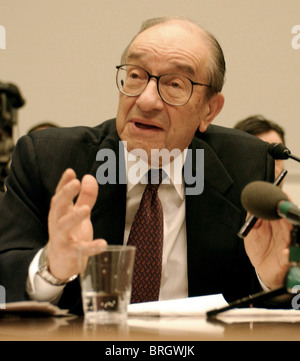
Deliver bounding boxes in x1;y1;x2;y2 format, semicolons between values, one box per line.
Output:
126;21;210;77
256;130;284;144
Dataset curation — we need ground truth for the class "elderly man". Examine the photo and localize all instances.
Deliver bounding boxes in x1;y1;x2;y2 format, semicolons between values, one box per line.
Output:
0;16;292;314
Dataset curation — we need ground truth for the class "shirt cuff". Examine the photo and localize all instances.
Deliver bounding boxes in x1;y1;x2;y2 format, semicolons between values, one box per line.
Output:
26;248;65;304
256;270;271;292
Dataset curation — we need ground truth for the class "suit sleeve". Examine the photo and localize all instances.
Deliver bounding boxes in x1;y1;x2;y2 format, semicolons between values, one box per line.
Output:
223;147;275;302
0;135;49;301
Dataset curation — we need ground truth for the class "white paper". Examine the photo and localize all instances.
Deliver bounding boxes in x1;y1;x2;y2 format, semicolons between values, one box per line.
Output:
0;300;70;316
128;294;228;317
128;316;225;336
215;307;300;323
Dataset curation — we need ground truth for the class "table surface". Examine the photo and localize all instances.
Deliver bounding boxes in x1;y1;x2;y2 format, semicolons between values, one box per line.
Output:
0;314;300;341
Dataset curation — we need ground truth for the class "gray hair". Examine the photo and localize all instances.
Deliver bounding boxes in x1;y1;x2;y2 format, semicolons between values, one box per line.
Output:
120;16;226;98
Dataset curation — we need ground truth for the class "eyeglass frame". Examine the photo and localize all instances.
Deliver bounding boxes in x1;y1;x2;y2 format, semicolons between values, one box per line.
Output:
116;64;213;106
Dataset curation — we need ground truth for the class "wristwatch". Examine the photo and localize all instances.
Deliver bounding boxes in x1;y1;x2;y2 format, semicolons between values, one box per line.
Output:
37;246;77;286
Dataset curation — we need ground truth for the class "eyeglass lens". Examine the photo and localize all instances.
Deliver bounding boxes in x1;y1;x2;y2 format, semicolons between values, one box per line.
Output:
116;65;193;106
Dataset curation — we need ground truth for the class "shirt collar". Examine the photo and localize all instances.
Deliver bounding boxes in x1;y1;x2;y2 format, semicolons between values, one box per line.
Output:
123;145;186;200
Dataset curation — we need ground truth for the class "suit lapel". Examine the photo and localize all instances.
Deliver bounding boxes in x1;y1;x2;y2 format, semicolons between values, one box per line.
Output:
89;126;127;245
185;136;242;296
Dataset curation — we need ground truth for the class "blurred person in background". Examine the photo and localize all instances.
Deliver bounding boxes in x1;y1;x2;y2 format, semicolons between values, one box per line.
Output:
234;115;286;180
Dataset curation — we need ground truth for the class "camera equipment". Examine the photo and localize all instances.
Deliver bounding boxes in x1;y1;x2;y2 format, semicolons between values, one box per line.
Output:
0;81;25;192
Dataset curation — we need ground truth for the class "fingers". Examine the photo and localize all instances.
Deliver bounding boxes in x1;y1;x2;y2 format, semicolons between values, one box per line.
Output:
77;238;108;257
51;170;98;220
50;171;81;222
56;204;91;236
271;218;293;248
54;169;98;208
77;239;108;274
76;174;98;209
55;168;77;193
281;248;290;268
49;169;99;244
47;169;101;279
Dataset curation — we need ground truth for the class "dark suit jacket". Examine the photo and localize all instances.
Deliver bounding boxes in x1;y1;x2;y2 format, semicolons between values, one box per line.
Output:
0;119;274;314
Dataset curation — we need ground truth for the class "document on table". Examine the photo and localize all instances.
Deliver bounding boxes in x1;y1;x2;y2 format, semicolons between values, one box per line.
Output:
128;294;228;336
128;293;228;317
0;301;70;316
214;307;300;323
128;293;300;323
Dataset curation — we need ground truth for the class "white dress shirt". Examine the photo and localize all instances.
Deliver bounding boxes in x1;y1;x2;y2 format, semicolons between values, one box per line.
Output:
27;146;189;302
124;148;188;301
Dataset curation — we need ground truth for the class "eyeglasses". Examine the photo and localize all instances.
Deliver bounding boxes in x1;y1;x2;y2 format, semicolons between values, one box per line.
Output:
116;64;212;106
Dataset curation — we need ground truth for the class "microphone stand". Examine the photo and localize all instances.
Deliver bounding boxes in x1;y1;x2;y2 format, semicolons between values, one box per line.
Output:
207;226;300;317
289;154;300;163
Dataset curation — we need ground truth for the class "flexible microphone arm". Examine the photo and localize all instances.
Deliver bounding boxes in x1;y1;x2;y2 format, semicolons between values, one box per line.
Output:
289;154;300;163
207;224;300;316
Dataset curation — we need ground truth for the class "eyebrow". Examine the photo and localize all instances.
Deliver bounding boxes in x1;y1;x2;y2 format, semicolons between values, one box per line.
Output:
126;52;196;78
174;64;196;78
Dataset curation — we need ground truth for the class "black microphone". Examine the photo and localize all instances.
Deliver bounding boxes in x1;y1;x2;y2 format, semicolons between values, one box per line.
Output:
268;143;300;163
268;143;290;159
0;82;25;108
241;181;300;226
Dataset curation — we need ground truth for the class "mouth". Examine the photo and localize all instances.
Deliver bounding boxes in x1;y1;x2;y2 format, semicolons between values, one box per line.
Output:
131;120;163;131
135;122;160;130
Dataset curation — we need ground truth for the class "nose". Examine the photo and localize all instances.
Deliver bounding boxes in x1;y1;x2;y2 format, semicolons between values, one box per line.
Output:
135;78;164;112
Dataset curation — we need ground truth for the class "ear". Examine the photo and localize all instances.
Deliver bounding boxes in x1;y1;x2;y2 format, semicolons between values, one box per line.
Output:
198;93;225;132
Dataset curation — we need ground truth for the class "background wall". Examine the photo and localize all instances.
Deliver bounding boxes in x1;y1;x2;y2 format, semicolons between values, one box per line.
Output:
1;0;299;201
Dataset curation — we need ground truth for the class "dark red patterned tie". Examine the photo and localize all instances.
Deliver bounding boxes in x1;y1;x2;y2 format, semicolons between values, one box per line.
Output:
127;169;163;303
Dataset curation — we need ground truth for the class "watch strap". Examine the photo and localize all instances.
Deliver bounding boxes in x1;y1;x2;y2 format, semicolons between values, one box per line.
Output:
37;246;77;286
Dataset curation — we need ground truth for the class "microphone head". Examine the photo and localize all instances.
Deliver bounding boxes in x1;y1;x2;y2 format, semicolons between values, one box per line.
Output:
268;143;290;160
241;181;289;220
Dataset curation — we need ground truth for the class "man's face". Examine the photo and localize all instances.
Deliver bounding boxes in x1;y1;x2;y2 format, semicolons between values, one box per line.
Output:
116;21;223;163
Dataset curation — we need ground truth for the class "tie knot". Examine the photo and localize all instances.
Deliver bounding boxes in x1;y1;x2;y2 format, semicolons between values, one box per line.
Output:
147;168;163;186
